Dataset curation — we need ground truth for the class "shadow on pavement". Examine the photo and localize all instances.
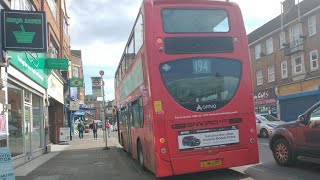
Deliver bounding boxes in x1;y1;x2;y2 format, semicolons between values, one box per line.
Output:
244;161;320;180
16;146;150;180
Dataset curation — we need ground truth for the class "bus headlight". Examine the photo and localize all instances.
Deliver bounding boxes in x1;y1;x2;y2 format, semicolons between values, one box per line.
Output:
161;148;167;154
250;138;255;144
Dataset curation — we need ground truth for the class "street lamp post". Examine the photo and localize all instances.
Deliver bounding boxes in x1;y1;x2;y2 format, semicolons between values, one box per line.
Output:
100;70;109;150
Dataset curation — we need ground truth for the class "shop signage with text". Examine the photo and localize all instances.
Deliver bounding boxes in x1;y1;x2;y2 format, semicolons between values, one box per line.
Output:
8;52;48;88
46;58;68;70
1;9;47;52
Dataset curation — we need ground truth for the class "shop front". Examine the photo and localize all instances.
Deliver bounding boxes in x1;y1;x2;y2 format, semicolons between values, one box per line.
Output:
47;72;65;144
7;52;48;167
254;88;277;116
278;79;320;122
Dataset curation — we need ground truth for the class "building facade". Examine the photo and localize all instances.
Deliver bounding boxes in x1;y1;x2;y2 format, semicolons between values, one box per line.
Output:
249;0;320;121
70;50;85;105
0;0;71;167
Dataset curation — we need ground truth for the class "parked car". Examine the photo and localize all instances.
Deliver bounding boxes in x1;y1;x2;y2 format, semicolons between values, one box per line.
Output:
256;114;285;138
182;136;201;146
269;101;320;166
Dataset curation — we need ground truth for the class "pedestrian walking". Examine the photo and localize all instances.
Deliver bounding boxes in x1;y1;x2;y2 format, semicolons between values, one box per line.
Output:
106;120;111;138
91;121;98;140
77;121;84;139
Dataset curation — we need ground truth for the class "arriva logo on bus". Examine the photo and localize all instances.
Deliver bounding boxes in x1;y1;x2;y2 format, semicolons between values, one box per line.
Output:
196;104;217;111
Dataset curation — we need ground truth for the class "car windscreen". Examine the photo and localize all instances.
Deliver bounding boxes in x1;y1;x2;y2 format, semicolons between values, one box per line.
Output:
162;9;229;33
160;58;241;112
262;115;280;121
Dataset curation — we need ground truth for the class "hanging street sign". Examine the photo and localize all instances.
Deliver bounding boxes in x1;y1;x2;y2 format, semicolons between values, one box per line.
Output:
46;58;68;70
69;78;84;87
1;9;47;52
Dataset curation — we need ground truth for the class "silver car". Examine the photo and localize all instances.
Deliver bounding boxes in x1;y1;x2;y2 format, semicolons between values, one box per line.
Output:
256;114;285;138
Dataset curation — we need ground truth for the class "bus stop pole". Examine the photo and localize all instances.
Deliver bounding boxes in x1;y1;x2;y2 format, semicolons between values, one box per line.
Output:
101;73;109;150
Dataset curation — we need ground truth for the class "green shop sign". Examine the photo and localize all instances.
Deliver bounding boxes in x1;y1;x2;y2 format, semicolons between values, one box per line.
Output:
1;10;47;52
46;58;68;70
9;51;48;88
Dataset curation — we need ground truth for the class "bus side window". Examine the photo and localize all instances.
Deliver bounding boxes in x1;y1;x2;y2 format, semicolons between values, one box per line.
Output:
132;97;144;128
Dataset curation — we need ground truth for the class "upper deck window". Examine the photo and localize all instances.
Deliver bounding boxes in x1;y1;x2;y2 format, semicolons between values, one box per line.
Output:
162;9;229;33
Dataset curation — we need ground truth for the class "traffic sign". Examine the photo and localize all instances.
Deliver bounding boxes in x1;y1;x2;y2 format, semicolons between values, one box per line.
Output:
99;70;104;76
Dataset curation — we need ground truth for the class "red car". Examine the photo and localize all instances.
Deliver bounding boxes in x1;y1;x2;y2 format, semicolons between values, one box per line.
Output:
269;101;320;166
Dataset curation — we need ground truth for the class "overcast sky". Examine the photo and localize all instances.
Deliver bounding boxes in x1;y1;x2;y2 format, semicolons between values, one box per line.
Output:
67;0;299;101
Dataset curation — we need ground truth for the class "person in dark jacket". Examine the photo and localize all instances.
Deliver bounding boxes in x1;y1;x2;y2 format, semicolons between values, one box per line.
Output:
91;121;98;140
77;121;84;139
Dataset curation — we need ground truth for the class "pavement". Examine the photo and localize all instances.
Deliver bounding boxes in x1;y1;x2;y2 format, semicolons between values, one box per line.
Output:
14;131;151;180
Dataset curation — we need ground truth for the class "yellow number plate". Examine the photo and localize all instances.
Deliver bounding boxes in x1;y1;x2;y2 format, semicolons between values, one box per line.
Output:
200;159;222;167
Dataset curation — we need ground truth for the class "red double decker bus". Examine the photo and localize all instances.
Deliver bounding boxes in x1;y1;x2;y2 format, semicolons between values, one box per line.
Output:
114;0;259;177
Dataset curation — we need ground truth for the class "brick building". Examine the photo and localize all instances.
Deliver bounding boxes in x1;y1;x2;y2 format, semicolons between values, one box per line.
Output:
0;0;71;167
70;50;85;104
248;0;320;121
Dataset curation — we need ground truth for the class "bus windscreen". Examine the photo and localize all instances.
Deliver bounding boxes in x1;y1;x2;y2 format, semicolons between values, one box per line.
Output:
162;9;229;33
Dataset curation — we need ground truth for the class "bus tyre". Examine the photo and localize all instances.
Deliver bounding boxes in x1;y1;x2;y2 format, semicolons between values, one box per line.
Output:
272;138;296;166
260;129;268;138
137;141;145;170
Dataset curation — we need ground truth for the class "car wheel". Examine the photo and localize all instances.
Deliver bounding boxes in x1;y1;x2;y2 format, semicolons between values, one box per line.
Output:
272;138;295;166
137;141;145;170
260;128;269;138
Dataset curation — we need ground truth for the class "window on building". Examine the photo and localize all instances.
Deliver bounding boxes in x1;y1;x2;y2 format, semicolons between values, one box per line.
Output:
47;0;57;21
49;40;59;58
256;70;263;86
63;17;68;36
268;66;275;82
255;44;261;60
310;50;318;71
279;31;286;49
292;55;304;75
73;66;79;78
281;61;288;79
290;23;302;47
266;37;273;55
14;0;33;10
308;16;316;37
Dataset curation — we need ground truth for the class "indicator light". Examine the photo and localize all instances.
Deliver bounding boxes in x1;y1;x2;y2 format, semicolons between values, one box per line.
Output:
250;128;255;134
157;38;163;44
160;138;165;143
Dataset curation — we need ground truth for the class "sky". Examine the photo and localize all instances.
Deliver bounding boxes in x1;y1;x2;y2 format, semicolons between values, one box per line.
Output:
67;0;300;101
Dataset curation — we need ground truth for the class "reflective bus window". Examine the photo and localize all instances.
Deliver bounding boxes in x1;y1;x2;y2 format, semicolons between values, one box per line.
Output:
162;9;229;33
160;58;241;112
131;97;143;128
135;13;144;53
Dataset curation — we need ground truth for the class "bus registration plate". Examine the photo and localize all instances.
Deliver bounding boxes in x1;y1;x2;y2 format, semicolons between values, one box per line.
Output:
200;159;222;167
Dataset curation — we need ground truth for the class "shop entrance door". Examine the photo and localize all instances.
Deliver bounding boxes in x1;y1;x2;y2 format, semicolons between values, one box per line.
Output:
25;105;32;161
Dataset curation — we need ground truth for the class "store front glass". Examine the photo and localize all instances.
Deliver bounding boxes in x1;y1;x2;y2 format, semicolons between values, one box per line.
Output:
8;81;44;158
8;83;24;157
32;94;43;151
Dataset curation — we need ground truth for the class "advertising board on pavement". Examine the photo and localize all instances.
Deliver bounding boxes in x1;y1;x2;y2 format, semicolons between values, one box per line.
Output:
60;127;70;142
0;147;15;180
